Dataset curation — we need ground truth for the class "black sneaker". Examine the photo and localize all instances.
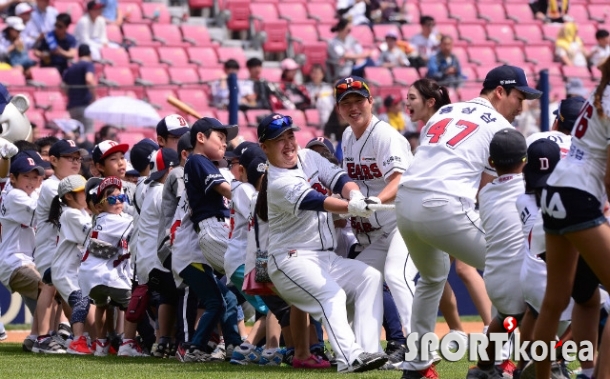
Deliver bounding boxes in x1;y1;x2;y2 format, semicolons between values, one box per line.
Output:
31;335;67;354
283;348;295;366
340;352;388;373
381;342;406;370
57;323;73;340
168;343;177;359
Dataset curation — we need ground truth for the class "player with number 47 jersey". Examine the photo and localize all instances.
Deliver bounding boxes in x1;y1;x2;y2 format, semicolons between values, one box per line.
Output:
395;65;542;378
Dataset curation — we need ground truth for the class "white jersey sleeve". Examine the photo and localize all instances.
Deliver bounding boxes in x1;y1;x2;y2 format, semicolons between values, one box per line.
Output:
34;176;60;275
135;183;167;284
400;97;512;201
225;181;256;278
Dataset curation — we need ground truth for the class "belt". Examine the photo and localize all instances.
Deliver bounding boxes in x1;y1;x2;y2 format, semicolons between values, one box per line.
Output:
194;216;226;233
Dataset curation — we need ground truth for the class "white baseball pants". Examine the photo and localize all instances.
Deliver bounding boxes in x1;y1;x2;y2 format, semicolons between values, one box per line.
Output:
395;189;486;370
268;249;383;372
354;227;418;334
198;217;230;275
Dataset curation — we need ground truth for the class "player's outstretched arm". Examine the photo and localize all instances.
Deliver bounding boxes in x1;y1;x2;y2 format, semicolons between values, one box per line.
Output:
213;181;233;200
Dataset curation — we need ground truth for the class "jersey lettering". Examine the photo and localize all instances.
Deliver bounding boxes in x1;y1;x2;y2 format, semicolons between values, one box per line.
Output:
520;207;531;224
574;103;594;139
228;207;236;239
425;118;479;148
311;182;329;195
346;163;382;180
350;218;379;234
540;189;567;219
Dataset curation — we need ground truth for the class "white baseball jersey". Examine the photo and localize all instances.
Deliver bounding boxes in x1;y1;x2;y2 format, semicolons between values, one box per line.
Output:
129;176;149;263
267;149;346;255
526;131;572;158
225;180;256;279
135;181;168;284
244;192;266;276
547;88;610;203
34;175;60;275
0;188;37;291
342;116;412;236
401;97;513;202
79;212;133;297
479;173;526;315
52;207;91;301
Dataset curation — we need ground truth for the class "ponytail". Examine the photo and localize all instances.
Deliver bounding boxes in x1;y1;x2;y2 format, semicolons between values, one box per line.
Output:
255;172;269;222
48;195;62;229
594;57;610;119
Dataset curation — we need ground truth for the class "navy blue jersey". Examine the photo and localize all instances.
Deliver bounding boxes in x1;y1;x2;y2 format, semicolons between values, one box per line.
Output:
184;154;230;225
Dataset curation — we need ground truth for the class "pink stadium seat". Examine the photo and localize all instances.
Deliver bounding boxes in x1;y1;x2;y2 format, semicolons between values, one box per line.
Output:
169;67;201;87
404;3;420;25
436;23;460;45
476;3;509;24
260;67;282;83
515;24;546;45
281;109;307;128
250;2;279;32
187;47;220;68
524;45;555;66
177;88;209;109
246;109;273;127
425;3;454;24
157;47;194;67
288;22;319;54
102;66;135;86
106;24;123;45
375;86;402;101
145;88;176;111
128;46;160;66
295;128;315;146
278;3;310;22
448;2;485;24
578;23;599;46
306;3;335;23
495;46;527;67
119;132;146;148
217;47;247;68
197;68;225;84
365;67;394;88
180;24;217;47
401;24;420;41
100;47;130;66
44;110;71;124
316;23;336;42
33;91;66;111
2;68;26;87
457;24;494;47
467;46;497;66
452;46;468;67
238;128;258;143
568;4;591;24
188;0;214;11
108;89;138;98
542;23;562;43
26;109;45;128
504;3;535;23
122;24;160;47
352;25;375;48
119;2;145;23
140;2;172;24
372;24;402;43
53;2;83;21
587;5;609;24
137;67;171;86
304;108;320;128
261;20;289;53
215;110;248;127
485;25;521;46
152;24;190;47
392;67;420;86
562;66;593;81
460;65;477;81
28;67;62;88
458;86;482;102
225;0;251;31
300;41;328;76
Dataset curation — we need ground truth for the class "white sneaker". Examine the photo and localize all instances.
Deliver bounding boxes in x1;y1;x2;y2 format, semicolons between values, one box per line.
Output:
93;339;109;357
447;330;468;350
117;340;148;357
209;342;226;361
258;348;284;366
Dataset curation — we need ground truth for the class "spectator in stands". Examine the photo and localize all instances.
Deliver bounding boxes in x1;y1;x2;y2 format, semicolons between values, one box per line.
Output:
555;22;588;67
327;18;375;81
0;0;20;17
211;59;252;110
62;44;96;139
100;0;123;26
378;31;410;68
529;0;570;23
0;16;36;78
589;29;610;70
565;77;589;98
305;64;335;126
336;0;369;26
279;58;312;111
15;3;35;49
33;12;77;75
409;15;440;69
369;0;410;24
426;35;463;90
74;0;108;62
378;94;413;133
25;0;58;44
241;57;277;110
94;124;120;145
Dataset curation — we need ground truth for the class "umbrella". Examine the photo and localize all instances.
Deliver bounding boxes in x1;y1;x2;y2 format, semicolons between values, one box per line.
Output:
84;96;160;128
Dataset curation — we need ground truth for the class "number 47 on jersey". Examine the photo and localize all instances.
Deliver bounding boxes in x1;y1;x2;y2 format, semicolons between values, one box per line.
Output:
425;118;479;148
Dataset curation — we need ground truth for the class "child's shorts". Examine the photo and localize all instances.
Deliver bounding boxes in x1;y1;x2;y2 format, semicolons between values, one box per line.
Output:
9;265;41;300
89;285;131;310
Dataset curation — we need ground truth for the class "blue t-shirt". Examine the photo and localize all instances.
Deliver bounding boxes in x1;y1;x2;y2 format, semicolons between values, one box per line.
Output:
62;61;95;109
101;0;118;22
39;32;77;74
184;154;230;225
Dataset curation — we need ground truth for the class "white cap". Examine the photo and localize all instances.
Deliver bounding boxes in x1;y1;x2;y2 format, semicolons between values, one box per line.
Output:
15;2;33;16
4;16;25;31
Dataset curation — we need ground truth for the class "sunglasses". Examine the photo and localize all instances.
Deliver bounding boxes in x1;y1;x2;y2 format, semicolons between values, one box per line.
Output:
335;80;370;94
100;193;129;205
260;116;293;141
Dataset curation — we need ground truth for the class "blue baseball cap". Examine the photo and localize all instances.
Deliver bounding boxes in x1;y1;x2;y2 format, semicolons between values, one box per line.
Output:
21;149;51;169
257;113;300;143
246;156;267;185
156;114;190;138
191;117;238;146
524;139;561;189
334;76;372;103
10;152;44;175
482;65;543;100
129;138;158;173
554;96;586;132
305;137;335;155
234;141;266;167
49;139;88;158
0;84;11;114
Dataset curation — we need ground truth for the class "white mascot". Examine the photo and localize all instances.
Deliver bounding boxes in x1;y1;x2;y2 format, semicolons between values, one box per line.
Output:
0;83;32;172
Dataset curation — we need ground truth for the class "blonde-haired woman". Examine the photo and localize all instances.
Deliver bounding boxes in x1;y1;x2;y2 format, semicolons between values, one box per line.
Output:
555;22;588;67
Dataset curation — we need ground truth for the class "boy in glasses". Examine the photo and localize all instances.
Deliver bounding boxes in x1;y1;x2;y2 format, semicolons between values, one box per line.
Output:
335;75;417;368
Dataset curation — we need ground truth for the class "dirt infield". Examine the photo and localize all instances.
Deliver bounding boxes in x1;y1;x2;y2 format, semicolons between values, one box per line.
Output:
2;321;485;344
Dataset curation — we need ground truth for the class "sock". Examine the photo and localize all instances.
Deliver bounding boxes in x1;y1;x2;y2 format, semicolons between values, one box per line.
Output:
98;338;107;344
581;368;594;378
122;338;134;344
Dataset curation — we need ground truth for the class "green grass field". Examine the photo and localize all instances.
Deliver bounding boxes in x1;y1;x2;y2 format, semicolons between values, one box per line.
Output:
0;343;476;379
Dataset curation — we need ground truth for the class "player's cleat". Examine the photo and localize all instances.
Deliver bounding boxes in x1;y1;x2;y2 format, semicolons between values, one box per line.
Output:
209;342;226;361
401;366;440;379
67;336;92;355
550;361;570;379
22;336;36;352
118;340;148;357
57;322;73;340
152;340;171;358
230;343;262;365
93;339;110;357
466;365;503;379
381;341;406;370
340;352;388;373
448;330;468;350
168;343;177;359
176;344;210;363
496;360;517;378
293;354;331;369
0;331;7;341
258;348;284;366
32;335;67;354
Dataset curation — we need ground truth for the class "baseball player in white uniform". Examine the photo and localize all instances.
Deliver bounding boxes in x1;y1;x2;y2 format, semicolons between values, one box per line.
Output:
534;59;610;378
334;77;418;353
395;65;542;379
258;113;388;373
